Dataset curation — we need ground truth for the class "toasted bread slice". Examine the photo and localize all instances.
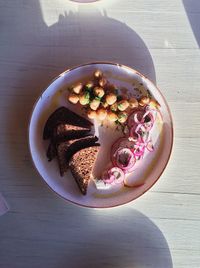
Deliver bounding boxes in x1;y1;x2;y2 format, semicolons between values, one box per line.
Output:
43;107;93;140
46;131;93;161
69;146;100;195
57;135;98;176
52;123;90;140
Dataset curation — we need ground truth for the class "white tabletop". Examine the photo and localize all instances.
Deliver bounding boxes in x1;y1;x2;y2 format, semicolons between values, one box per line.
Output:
0;0;199;267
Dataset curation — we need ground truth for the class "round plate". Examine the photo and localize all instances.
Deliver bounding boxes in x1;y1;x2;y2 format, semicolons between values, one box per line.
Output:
29;62;173;208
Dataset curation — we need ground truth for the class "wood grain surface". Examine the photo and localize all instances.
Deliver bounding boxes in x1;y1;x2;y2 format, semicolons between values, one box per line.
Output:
0;0;199;267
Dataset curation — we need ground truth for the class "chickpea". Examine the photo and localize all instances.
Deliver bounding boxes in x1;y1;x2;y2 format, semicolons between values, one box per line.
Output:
101;100;109;108
87;109;97;119
110;102;118;112
117;100;129;111
68;93;79;104
99;77;107;87
94;70;103;78
107;111;118;122
72;83;83;94
129;97;139;109
105;93;117;105
85;81;94;89
93;87;105;98
97;108;107;121
118;112;128;123
90;98;100;110
139;96;150;106
79;92;90;105
149;99;160;109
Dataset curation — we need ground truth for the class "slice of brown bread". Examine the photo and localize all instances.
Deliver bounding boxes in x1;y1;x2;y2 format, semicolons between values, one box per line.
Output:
69;146;100;195
57;135;98;176
46;132;92;161
46;141;57;161
43;107;93;140
52;123;90;140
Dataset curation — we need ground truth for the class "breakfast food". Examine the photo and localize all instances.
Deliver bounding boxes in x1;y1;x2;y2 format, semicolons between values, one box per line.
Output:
69;146;100;195
67;70;160;127
52;123;90;140
44;69;161;196
43;107;100;194
57;135;98;176
44;106;94;162
43;106;92;140
98;104;158;188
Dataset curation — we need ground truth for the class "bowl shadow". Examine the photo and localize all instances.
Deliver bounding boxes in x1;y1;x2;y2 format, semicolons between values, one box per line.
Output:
65;209;173;268
3;1;155;200
183;0;200;47
0;208;173;268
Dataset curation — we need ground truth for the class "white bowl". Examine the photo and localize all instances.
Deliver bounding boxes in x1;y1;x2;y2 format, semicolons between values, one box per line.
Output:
29;62;173;208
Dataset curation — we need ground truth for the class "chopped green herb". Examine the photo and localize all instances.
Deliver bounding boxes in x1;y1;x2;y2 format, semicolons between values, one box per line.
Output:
85;91;90;99
118;103;123;109
85;85;92;92
118;113;126;119
95;96;101;101
117;95;123;101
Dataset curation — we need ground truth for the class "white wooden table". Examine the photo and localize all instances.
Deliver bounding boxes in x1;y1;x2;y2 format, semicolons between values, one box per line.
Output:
0;0;199;267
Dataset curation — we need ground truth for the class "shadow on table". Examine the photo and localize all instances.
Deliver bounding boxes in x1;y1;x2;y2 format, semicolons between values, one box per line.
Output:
3;0;156;199
0;208;173;267
60;209;173;268
0;3;173;267
183;0;200;46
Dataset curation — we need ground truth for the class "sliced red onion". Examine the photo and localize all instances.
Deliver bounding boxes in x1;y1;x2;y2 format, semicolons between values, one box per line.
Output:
145;106;157;121
102;170;115;184
114;148;136;171
111;137;136;159
133;143;145;157
129;125;140;140
142;110;155;131
102;167;125;184
129;124;148;141
135;124;146;136
127;108;145;127
134;112;140;124
107;104;156;182
110;167;125;184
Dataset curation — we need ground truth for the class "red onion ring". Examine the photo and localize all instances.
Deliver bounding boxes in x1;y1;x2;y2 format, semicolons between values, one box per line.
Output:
102;167;125;184
113;148;136;171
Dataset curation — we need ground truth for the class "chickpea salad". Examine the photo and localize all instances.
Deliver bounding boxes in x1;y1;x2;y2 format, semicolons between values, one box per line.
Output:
67;70;159;126
67;69;161;190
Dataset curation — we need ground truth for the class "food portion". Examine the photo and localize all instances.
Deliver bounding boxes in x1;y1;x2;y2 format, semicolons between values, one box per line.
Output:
57;135;98;176
43;106;92;140
43;69;161;195
52;123;90;140
44;107;93;161
69;146;100;195
97;104;158;188
43;107;100;194
67;70;160;128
